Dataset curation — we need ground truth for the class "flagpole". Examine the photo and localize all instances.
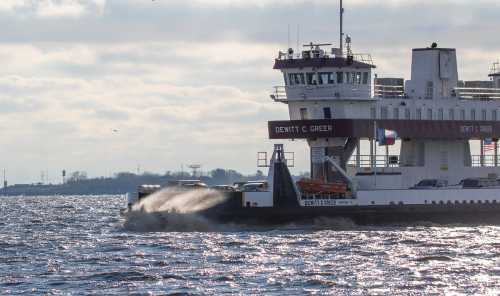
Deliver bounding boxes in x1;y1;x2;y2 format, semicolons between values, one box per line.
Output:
495;140;498;167
480;139;484;167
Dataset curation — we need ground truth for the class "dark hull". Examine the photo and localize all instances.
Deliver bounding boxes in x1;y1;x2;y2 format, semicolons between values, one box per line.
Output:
202;201;500;225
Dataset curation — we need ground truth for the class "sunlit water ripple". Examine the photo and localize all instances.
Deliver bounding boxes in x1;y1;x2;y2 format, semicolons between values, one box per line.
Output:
0;195;499;295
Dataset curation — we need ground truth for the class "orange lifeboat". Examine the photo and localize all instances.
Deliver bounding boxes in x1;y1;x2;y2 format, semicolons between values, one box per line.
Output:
296;178;347;194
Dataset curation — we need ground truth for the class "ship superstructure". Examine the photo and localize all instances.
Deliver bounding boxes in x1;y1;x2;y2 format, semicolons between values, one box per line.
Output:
268;2;500;199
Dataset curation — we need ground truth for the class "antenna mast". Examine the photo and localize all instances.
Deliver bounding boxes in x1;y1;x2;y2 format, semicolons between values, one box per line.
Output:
340;0;344;56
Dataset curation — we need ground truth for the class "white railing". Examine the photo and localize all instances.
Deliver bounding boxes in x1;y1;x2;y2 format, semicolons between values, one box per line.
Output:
352;53;374;66
374;84;405;98
455;87;500;100
471;155;500;167
347;155;500;168
271;85;373;102
347;155;400;168
490;61;499;76
276;48;375;66
270;86;288;103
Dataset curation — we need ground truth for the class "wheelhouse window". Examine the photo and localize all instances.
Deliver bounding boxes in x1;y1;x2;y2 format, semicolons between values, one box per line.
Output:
345;72;352;84
306;72;317;85
318;72;327;85
328;72;335;84
318;72;335;85
356;72;362;84
336;72;344;84
289;73;305;85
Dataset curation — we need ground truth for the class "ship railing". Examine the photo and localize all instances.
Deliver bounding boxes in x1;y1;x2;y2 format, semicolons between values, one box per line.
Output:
352;53;374;66
270;86;288;103
348;155;500;168
471;155;500;167
455;87;500;100
490;61;500;76
347;155;400;168
271;85;373;102
374;84;406;99
276;49;375;66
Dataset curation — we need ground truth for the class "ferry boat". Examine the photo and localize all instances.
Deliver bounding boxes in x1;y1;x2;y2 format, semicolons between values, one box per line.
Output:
127;1;500;225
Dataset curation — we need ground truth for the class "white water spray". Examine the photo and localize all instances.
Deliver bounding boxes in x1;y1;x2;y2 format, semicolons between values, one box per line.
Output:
123;188;228;232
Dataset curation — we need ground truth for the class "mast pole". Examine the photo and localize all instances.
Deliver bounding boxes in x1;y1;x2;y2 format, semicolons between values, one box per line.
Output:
340;0;344;56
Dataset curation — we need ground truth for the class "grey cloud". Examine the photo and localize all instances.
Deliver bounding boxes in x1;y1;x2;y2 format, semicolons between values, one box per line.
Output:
0;96;45;114
0;0;499;51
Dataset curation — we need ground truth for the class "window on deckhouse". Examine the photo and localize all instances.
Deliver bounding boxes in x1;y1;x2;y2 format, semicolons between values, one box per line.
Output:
356;72;362;84
345;72;352;84
336;72;344;84
306;72;317;85
318;73;326;85
328;72;335;84
289;73;305;85
425;81;434;99
362;72;369;84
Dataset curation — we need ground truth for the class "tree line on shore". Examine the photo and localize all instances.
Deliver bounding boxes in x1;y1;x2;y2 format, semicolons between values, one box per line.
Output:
1;169;309;196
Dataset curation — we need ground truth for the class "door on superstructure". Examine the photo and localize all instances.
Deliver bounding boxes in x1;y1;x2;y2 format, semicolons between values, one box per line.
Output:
323;107;332;119
300;108;309;120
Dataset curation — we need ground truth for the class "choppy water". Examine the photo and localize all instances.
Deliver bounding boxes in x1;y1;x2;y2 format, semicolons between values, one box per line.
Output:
0;195;499;295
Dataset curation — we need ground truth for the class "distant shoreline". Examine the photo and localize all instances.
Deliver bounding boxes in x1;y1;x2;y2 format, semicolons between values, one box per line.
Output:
0;170;307;196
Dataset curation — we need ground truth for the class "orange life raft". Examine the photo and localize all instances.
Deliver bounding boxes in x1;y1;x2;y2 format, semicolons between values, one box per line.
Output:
296;178;347;194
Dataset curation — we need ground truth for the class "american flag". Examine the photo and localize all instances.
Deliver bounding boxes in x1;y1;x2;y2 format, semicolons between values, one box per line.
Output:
484;139;496;152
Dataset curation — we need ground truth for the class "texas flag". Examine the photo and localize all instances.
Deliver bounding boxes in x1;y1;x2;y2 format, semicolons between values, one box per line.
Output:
377;128;398;146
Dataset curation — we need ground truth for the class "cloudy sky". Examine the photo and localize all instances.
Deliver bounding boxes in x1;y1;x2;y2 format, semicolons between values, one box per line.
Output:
1;0;499;184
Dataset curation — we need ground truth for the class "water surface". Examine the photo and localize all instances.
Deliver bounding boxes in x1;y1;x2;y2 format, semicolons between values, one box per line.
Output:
0;195;499;295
